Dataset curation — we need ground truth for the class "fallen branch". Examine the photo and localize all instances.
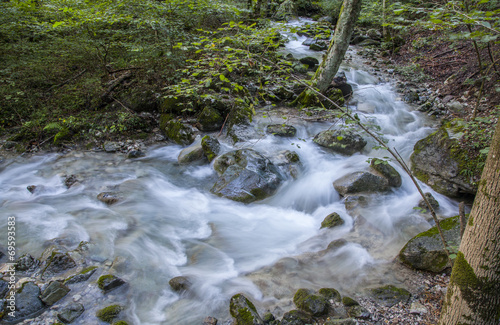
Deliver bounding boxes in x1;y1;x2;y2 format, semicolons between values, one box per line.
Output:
48;69;87;92
101;71;132;100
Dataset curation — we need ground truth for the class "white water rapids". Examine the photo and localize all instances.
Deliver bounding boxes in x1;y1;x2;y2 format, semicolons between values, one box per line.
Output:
0;19;460;325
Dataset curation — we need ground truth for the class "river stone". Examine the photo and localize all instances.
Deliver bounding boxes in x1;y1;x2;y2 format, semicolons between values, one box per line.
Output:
201;135;221;162
198;106;224;131
319;288;342;302
57;302;85;323
266;124;297;137
280;309;314;325
417;192;440;211
346;305;370;319
164;120;197;145
269;150;302;179
96;304;123;323
369;285;411;307
302;37;316;46
229;293;264;325
40;281;70;305
211;149;285;203
16;253;40;272
370;158;402;187
127;150;145;159
169;276;191;292
299;56;319;68
313;130;367;155
333;172;389;196
98;274;126;293
295;293;329;316
321;212;345;229
3;282;44;322
399;215;462;272
410;127;477;197
178;138;205;164
325;319;358;325
97;192;121;205
64;266;98;285
0;279;8;298
202;316;218;325
64;174;79;188
44;252;77;274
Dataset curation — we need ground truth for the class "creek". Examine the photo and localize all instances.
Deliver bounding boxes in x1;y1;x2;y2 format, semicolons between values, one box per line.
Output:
0;19;459;325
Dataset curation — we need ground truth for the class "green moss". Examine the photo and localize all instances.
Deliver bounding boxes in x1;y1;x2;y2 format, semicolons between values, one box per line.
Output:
97;275;114;290
80;266;98;274
159;113;173;131
321;212;344;229
342;296;359;306
293;288;310;307
319;288;341;302
96;305;123;323
415;215;460;239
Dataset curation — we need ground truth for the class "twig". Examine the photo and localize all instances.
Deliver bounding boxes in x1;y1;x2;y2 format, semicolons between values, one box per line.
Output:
48;69;87;92
111;96;134;114
219;112;231;137
101;71;132;100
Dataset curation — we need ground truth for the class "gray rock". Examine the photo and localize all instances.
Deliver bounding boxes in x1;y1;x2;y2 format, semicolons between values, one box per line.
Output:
269;150;302;179
3;282;44;322
16;254;40;273
229;293;264;325
313;130;367;155
369;285;411;307
321;212;345;229
410;127;477;197
410;301;428;314
97;192;121;205
334;172;389;196
293;289;329;316
346;305;370;319
203;316;218;325
399;215;461;272
211;149;285;203
64;175;79;188
57;302;85;323
40;281;70;306
266;124;297;137
103;141;121;152
201;135;221;162
164;120;197;145
178;139;205;165
0;279;8;298
370;158;402;187
169;276;191;292
43;252;77;275
319;288;341;302
446;100;464;115
127;150;145;159
302;38;316;46
280;309;313;325
64;266;98;285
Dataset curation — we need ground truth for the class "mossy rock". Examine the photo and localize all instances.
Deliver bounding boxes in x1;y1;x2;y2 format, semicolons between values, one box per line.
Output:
370;158;402;187
410;126;478;198
399;215;462;272
313;130;367;156
201;135;221;162
197;106;224;131
266;124;297;137
369;285;411;307
229;293;264;325
96;305;123;323
319;288;341;302
333;172;389;196
342;296;359;307
417;192;440;211
321;212;345;229
280;309;314;325
164;120;197;145
178;139;205;165
168;276;191;292
97;274;125;292
325;87;345;106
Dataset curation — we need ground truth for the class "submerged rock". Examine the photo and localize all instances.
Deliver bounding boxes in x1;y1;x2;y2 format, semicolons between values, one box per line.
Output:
313;130;367;155
229;293;264;325
97;192;121;205
57;302;85;323
333;172;389;196
40;281;70;305
269;150;302;179
211;149;285;203
169;276;191;292
399;215;462;272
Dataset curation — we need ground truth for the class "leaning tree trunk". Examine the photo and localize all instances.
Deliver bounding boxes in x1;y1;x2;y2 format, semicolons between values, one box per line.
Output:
315;0;362;93
439;120;500;325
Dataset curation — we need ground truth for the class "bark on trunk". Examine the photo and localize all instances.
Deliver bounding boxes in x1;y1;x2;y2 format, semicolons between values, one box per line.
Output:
315;0;362;93
439;120;500;324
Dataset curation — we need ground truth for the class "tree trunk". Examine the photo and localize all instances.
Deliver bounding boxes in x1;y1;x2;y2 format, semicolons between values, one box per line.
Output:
315;0;362;93
439;120;500;325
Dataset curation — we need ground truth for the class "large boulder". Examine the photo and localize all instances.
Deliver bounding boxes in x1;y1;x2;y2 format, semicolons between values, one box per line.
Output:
399;215;462;272
211;149;285;203
313;130;367;155
2;282;44;323
333;172;389;196
229;293;264;325
293;289;329;316
410;127;477;197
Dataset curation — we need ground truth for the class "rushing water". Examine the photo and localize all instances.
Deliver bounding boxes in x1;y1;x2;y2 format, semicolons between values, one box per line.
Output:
0;20;460;325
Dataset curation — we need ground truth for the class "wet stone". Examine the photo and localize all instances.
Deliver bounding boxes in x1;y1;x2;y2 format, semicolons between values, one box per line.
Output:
3;282;45;322
57;302;85;323
40;281;70;305
169;276;191;292
98;274;126;293
97;192;121;205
